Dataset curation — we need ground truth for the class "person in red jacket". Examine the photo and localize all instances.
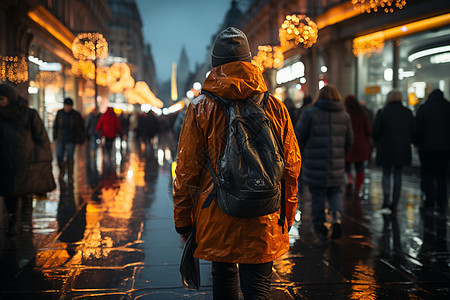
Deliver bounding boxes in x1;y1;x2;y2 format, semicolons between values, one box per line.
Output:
95;107;122;157
344;95;372;198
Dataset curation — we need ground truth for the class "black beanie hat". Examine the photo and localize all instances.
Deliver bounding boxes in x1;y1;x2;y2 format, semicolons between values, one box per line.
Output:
0;83;18;103
64;97;74;105
211;27;252;68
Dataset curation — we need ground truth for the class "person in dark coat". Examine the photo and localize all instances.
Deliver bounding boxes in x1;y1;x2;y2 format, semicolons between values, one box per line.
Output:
0;84;55;235
141;110;158;151
53;97;85;183
295;85;353;244
373;89;415;213
95;107;122;157
284;97;300;127
415;89;450;215
344;95;372;197
85;107;101;151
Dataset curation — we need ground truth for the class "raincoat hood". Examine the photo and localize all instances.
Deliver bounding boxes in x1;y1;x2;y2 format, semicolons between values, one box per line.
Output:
202;61;267;99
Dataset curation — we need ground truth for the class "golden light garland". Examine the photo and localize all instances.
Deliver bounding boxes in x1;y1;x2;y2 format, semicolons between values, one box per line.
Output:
107;62;135;93
351;0;406;14
135;81;164;108
124;88;142;105
0;56;28;84
96;66;110;87
72;60;95;79
72;32;108;61
252;45;284;72
279;14;318;50
353;32;385;57
35;71;63;88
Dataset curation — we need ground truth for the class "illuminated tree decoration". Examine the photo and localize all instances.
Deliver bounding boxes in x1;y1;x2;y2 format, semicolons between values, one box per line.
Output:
279;14;318;50
351;0;406;14
0;56;28;84
72;33;108;61
352;32;385;57
252;45;284;72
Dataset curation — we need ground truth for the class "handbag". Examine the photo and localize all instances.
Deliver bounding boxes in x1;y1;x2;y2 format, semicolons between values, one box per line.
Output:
180;227;200;290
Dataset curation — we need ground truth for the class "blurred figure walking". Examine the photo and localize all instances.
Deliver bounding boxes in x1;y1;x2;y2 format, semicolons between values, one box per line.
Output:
344;95;372;198
0;84;55;235
53;98;85;184
373;90;415;214
295;85;353;244
95;107;122;157
85;107;101;151
141;110;158;152
415;89;450;216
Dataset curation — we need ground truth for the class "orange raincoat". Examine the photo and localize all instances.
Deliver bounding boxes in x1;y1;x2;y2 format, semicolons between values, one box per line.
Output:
173;61;301;264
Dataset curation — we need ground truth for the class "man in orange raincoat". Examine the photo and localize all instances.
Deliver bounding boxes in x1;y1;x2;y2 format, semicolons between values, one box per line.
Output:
173;27;301;299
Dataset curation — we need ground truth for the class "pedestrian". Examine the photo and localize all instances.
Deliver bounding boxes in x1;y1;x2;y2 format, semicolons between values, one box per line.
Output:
119;111;129;141
95;107;122;157
344;95;372;197
295;85;353;244
53;97;85;184
141;110;158;152
373;89;415;214
284;96;300;127
173;27;301;299
415;89;450;216
85;107;101;151
0;84;55;235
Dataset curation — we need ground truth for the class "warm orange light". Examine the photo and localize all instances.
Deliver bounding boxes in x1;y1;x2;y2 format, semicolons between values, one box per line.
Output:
108;63;135;93
353;13;450;57
0;56;28;84
351;0;406;14
135;81;164;108
35;71;63;88
28;7;74;50
72;33;108;61
252;45;284;72
279;14;318;51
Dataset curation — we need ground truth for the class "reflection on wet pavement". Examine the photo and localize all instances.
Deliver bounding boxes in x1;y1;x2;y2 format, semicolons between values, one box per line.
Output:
1;139;449;299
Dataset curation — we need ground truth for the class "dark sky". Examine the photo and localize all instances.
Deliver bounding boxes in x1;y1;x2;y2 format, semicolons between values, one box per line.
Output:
135;0;234;83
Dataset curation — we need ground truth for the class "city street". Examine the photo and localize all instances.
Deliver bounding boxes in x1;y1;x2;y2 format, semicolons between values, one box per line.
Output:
0;138;449;299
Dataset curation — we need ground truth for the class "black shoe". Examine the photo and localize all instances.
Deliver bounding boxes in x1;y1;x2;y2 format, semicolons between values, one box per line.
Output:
330;223;342;239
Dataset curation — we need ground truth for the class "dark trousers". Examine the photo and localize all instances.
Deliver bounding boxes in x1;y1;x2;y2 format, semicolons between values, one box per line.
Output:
382;165;403;209
419;151;449;210
104;138;115;155
212;261;273;300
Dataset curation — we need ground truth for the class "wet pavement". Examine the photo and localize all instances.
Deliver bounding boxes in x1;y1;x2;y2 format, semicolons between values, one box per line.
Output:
1;138;449;299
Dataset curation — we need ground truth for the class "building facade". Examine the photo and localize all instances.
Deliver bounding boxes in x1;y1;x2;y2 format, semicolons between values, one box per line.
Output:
239;0;450;112
0;0;111;129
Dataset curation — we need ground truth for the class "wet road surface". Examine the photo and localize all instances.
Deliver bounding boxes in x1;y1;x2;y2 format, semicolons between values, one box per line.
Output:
1;138;449;299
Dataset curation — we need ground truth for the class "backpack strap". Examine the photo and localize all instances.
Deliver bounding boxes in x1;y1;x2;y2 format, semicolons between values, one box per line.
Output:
201;147;218;209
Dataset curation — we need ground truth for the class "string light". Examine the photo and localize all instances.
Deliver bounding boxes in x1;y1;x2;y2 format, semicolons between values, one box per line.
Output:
353;32;385;57
279;14;318;50
0;56;28;84
135;81;164;108
351;0;406;14
252;45;284;72
72;32;108;60
35;71;63;88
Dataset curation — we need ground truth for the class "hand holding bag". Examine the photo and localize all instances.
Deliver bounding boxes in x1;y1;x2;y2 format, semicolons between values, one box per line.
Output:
180;227;200;290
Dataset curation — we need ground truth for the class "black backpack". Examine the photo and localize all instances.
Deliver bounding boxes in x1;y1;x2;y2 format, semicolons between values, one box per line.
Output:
201;90;287;231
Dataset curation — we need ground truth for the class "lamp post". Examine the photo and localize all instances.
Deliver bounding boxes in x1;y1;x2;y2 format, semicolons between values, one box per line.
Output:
72;33;108;109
